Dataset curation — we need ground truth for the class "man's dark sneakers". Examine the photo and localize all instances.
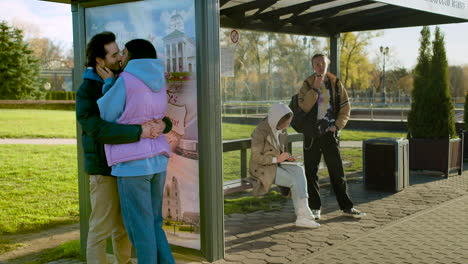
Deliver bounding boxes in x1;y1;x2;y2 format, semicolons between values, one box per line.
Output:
343;208;366;218
311;209;321;220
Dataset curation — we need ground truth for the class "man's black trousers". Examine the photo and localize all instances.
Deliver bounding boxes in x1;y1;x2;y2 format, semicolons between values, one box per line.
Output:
303;132;353;210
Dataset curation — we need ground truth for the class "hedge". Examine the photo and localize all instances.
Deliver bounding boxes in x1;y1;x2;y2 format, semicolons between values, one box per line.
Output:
45;91;76;101
0;100;75;110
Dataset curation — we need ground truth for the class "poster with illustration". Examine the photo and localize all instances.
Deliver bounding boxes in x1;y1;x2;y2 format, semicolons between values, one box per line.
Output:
85;0;199;250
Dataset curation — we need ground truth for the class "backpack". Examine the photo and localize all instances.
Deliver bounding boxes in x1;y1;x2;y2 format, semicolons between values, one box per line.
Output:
289;93;307;133
289;76;342;134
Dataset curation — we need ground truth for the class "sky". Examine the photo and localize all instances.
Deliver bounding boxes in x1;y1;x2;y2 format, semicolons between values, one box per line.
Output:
2;0;468;70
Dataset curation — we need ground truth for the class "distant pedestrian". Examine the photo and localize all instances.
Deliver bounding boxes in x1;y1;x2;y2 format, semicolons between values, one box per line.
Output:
298;53;366;220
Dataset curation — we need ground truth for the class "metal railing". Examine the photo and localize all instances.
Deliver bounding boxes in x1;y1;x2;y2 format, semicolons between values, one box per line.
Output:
222;97;465;117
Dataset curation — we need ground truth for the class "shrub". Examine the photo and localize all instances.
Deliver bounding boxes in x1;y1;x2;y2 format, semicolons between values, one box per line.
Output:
45;91;75;101
178;225;194;232
408;26;455;139
0;100;75;110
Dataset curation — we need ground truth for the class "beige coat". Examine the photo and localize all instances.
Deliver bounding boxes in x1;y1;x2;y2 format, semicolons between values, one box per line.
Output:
298;72;351;130
249;102;292;197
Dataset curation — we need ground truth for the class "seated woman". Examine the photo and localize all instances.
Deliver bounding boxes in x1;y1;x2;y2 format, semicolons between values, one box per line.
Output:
248;103;320;229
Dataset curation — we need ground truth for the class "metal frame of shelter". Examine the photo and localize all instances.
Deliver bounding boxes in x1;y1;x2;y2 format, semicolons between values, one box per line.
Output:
42;0;468;262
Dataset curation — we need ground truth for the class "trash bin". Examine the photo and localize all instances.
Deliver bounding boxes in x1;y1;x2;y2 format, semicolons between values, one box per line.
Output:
363;138;409;192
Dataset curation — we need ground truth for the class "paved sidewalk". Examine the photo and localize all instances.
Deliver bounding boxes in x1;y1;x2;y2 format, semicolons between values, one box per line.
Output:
296;194;468;264
12;169;468;264
215;171;468;264
4;138;467;264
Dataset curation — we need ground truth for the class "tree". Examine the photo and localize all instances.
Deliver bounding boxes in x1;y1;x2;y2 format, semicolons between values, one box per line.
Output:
0;21;42;99
408;26;455;139
385;67;410;99
428;26;455;138
448;66;464;98
28;37;65;69
408;26;432;138
273;34;313;98
338;32;378;96
220;29;315;101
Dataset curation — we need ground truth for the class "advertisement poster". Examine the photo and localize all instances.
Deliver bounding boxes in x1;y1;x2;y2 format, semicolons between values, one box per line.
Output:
85;0;200;250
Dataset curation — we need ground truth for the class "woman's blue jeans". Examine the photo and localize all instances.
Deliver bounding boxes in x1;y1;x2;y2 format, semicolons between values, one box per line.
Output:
117;172;175;264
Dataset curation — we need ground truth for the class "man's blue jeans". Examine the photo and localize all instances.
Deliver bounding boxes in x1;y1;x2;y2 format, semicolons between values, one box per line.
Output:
117;172;175;264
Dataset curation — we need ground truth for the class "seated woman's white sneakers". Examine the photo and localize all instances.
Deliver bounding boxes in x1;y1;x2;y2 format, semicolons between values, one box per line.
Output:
295;198;320;228
295;217;320;228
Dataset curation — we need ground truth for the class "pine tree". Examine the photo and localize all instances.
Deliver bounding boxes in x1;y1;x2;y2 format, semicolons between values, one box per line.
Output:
0;21;42;99
408;26;432;138
428;27;455;138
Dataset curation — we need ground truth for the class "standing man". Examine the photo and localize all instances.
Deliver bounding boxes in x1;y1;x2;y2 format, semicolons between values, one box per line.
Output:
298;53;366;220
76;32;169;264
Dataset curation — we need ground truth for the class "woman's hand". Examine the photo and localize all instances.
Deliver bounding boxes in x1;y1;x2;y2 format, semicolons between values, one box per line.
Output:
150;119;166;138
141;119;166;139
277;152;290;163
96;65;114;80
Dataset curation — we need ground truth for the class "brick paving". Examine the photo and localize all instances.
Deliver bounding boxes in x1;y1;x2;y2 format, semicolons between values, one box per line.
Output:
296;195;468;264
3;139;465;264
214;170;468;264
42;169;468;264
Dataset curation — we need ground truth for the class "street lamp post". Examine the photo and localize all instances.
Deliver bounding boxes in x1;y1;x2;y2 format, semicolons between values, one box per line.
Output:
380;46;389;105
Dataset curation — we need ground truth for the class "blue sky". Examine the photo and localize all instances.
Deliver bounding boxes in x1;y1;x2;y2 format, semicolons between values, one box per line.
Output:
2;0;468;70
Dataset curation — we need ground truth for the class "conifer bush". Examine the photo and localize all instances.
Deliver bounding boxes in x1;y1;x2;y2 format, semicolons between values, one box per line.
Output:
408;26;455;139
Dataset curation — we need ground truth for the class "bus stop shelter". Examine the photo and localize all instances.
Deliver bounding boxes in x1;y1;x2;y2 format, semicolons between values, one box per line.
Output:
42;0;468;262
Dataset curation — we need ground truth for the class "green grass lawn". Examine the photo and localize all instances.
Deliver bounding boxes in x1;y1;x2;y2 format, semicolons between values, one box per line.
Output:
0;145;79;235
224;191;287;215
0;109;76;138
0;109;406;140
0;109;406;257
24;240;83;264
339;130;406;141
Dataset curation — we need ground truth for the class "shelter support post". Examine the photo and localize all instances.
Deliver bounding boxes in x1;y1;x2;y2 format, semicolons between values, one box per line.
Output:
329;33;340;78
195;0;224;262
71;1;90;258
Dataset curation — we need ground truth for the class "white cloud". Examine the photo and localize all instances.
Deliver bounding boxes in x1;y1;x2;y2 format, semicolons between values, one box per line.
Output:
0;0;72;49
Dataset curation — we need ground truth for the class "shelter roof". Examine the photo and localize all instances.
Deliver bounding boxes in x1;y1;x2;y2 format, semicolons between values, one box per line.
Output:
42;0;468;36
220;0;468;36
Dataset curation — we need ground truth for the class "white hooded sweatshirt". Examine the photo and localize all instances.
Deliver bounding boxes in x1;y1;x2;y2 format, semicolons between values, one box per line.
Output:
267;103;293;163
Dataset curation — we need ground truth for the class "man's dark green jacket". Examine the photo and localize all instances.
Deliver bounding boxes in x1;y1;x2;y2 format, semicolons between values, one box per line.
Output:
76;68;142;176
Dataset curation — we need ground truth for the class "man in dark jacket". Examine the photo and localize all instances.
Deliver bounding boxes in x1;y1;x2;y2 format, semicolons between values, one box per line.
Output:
298;54;366;221
76;32;171;264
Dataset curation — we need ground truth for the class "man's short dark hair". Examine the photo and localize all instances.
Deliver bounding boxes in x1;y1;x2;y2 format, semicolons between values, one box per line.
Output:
85;31;116;68
125;39;157;61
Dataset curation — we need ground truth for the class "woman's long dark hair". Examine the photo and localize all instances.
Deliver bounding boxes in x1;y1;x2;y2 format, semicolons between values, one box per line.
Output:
125;39;158;61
